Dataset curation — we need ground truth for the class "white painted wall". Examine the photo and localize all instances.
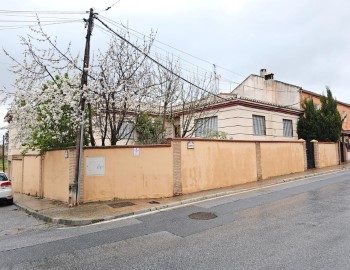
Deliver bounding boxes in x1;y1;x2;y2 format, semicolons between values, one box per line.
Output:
180;104;299;141
233;75;301;110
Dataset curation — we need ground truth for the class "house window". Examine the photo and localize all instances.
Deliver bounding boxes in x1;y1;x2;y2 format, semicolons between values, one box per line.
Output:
283;119;293;137
195;116;218;137
119;121;134;139
343;111;347;123
253;115;266;136
315;104;320;110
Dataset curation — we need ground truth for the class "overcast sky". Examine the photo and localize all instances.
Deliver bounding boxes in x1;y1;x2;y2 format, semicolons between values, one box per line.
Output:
1;0;349;135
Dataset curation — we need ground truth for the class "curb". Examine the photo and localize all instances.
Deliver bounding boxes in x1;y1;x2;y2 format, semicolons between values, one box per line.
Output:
14;166;350;226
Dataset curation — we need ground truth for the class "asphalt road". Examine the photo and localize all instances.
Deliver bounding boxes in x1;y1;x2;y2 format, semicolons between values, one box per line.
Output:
1;170;350;270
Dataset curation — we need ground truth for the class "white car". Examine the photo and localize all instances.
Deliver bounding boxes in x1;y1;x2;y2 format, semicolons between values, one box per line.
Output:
0;172;13;204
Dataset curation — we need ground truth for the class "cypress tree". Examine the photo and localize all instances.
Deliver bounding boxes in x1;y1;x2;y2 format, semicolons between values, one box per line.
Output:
318;87;342;142
297;87;342;142
297;98;319;141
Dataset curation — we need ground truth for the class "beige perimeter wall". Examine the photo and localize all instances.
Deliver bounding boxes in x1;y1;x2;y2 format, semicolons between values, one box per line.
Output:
11;159;23;193
11;139;342;203
260;142;305;179
82;146;174;202
43;150;70;202
181;140;257;194
317;143;339;168
22;156;41;196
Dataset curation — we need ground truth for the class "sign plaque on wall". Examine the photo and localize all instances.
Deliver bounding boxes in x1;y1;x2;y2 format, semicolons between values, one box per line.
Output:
133;148;140;157
187;141;195;149
86;157;105;176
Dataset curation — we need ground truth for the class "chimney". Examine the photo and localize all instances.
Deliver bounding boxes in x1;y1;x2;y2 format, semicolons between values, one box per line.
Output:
264;73;274;80
260;68;266;77
260;68;274;80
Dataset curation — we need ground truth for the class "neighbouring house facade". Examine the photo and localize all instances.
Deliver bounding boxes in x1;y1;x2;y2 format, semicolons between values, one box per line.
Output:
300;89;350;133
232;69;350;139
175;94;301;141
177;68;303;141
300;88;350;161
232;69;301;110
229;68;349;161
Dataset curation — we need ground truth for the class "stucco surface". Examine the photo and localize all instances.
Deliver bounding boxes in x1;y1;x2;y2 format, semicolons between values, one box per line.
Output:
260;142;305;179
11;159;23;193
82;147;173;202
181;141;257;194
317;143;339;168
22;156;41;196
43;150;70;202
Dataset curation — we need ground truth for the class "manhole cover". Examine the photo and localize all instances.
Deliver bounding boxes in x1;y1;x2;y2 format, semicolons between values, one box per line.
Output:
188;212;217;220
148;201;160;204
108;201;135;208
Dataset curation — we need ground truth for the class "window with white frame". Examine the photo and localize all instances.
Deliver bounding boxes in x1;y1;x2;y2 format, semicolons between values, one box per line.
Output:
119;121;134;139
283;119;293;137
253;115;266;136
195;116;218;137
343;111;347;123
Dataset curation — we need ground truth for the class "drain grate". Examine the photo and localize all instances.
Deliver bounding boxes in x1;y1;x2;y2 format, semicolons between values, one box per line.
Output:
188;212;217;220
148;201;160;204
108;201;135;208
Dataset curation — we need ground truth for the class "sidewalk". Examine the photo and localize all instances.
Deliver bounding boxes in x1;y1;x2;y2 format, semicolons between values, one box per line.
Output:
14;163;350;226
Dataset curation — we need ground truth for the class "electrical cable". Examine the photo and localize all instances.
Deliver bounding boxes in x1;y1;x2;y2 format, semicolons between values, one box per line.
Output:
98;0;122;13
94;23;215;77
99;15;245;78
95;17;233;103
0;20;81;31
98;15;300;94
94;24;215;83
0;14;80;19
0;10;86;14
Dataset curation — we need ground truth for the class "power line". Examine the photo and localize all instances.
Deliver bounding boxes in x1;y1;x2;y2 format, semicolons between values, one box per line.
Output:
95;17;304;108
0;14;80;19
98;0;122;13
94;25;217;88
0;10;86;14
94;24;216;82
95;17;232;103
94;20;240;88
99;15;245;78
0;20;82;31
0;19;82;23
96;18;214;74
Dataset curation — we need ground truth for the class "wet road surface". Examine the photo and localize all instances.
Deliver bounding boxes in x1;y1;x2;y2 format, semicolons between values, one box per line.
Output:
1;170;349;269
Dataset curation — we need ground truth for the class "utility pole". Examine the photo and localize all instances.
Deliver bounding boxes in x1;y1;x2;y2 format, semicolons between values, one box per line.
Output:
72;8;95;206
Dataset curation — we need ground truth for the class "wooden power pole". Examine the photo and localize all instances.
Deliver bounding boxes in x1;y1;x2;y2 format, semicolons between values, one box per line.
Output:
72;8;95;206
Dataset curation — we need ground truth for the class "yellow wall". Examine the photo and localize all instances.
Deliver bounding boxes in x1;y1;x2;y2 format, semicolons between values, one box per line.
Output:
43;150;70;202
317;143;339;168
22;156;41;196
260;142;305;179
82;147;173;202
11;159;23;193
11;140;340;204
181;140;257;194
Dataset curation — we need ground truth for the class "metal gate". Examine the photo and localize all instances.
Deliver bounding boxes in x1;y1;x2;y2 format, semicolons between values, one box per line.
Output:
340;142;345;163
306;140;315;169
